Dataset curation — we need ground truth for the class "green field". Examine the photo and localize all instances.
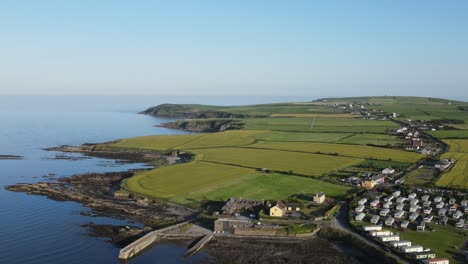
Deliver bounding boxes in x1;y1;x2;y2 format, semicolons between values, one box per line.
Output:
174;130;264;149
252;131;351;143
245;141;424;163
108;134;202;151
172;173;351;204
429;130;468;139
192;147;362;176
334;133;402;146
404;168;436;186
435;140;468;188
123;161;255;199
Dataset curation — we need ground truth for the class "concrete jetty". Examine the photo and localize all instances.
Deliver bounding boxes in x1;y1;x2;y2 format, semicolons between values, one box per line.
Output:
184;234;214;256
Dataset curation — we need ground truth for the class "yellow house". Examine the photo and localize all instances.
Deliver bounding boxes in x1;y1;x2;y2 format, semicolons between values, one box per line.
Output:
362;180;375;189
269;201;286;217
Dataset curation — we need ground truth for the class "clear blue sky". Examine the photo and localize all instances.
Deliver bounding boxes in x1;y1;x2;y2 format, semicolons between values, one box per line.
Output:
0;0;467;97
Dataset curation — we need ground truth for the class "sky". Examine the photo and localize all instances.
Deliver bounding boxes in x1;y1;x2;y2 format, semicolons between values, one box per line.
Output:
0;0;467;97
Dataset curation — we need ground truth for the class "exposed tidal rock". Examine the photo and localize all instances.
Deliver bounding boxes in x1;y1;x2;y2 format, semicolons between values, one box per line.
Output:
0;155;23;160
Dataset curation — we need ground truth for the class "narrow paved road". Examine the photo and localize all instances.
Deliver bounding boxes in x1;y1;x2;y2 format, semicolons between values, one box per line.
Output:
331;203;410;264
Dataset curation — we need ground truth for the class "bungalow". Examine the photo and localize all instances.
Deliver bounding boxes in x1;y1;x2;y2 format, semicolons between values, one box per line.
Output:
370;199;380;207
423;200;432;207
410;199;419;206
394;210;404;219
385;216;395;226
355;205;365;213
355;213;366;221
370;230;392;237
390;240;411;248
313;192;326;204
380;208;390;217
408;193;417;199
409;212;419;221
396;197;406;204
453;210;463;219
440;216;448;225
433;196;442;203
371;215;380;224
438;208;447;216
421;195;430;202
409;205;419;213
423;215;433;223
424;258;449;264
358;198;368;206
402;245;424;253
396;203;404;211
400;221;409;229
382;168;395;175
423;207;432;214
413;252;436;260
379;234;400;242
455;219;465;228
363;225;382;231
269;201;286;217
436;202;444;209
417;221;426;231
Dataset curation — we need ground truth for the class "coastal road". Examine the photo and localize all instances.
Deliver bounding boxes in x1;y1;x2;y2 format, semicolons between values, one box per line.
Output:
331;203;410;264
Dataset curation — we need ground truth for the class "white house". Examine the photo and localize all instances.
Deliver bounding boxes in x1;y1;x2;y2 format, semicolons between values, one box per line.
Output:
379;234;400;242
371;215;380;224
370;230;392;237
394;210;404;219
380;208;390;216
409;212;419;221
402;245;424;253
433;196;442;203
400;221;409;229
355;212;365;221
423;215;433;223
438;208;446;216
390;240;411;248
362;225;382;231
355;205;365;213
385;217;395;226
358;198;367;205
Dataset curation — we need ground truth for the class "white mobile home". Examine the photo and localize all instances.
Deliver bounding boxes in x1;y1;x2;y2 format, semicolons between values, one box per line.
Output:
355;212;365;221
455;219;465;228
410;199;419;206
370;199;379;207
400;221;409;229
461;200;468;206
394;210;404;219
409;205;419;213
438;208;446;216
453;210;463;219
378;234;400;242
358;198;367;205
392;190;401;197
396;203;404;211
436;202;444;209
355;205;365;213
396;197;406;204
390;240;411;248
380;208;390;216
433;196;442;203
408;193;417;199
421;195;429;201
423;207;432;214
423;200;432;207
409;212;419;221
425;258;449;264
371;215;380;224
370;230;392;237
383;202;392;209
362;225;382;231
417;222;426;231
423;215;433;223
449;198;456;204
385;217;395;226
402;245;424;253
385;195;395;202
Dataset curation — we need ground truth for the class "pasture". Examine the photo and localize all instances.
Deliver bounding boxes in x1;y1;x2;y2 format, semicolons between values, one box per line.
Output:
334;133;402;146
444;139;468;153
108;134;201;151
252;131;351;143
429;130;468;139
192;147;362;177
123;161;255;199
172;173;351;204
245;141;424;163
436;152;468;188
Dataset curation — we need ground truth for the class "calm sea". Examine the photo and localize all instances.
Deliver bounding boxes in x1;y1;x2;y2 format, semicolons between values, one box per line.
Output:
0;95;311;264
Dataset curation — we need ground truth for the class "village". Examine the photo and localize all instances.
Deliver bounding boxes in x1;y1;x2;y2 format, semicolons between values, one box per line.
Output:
352;189;467;263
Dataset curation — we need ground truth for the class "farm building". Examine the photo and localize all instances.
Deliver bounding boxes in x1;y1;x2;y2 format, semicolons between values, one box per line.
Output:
433;196;442;203
385;217;395;226
424;258;449;264
394;210;404;218
423;215;433;223
355;213;365;221
400;221;409;229
417;222;426;231
358;198;368;205
370;199;379;207
355;205;365;213
413;252;436;260
409;212;419;221
370;230;392;237
214;217;253;233
453;210;463;219
421;195;429;201
380;208;390;216
438;208;446;216
455;219;465;228
390;240;411;248
423;207;432;214
436;202;444;209
378;234;400;242
396;203;404;210
313;192;325;204
371;215;380;224
409;205;419;213
362;225;382;231
402;245;424;253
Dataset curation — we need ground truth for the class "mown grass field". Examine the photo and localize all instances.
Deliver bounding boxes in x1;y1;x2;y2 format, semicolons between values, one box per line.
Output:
245;141;424;163
123;161;255;199
334;133;402;146
172;173;351;204
108;134;202;151
429;130;468;139
252;131;351;142
191;147;362;177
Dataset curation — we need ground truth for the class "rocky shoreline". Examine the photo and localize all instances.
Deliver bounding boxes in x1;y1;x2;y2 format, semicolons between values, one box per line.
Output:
0;154;23;160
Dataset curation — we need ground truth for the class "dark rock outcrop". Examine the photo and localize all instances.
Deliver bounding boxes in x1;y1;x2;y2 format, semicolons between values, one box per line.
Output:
140;104;249;119
159;119;244;132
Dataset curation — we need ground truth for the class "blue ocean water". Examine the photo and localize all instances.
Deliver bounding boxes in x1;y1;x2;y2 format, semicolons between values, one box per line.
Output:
0;95;311;264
